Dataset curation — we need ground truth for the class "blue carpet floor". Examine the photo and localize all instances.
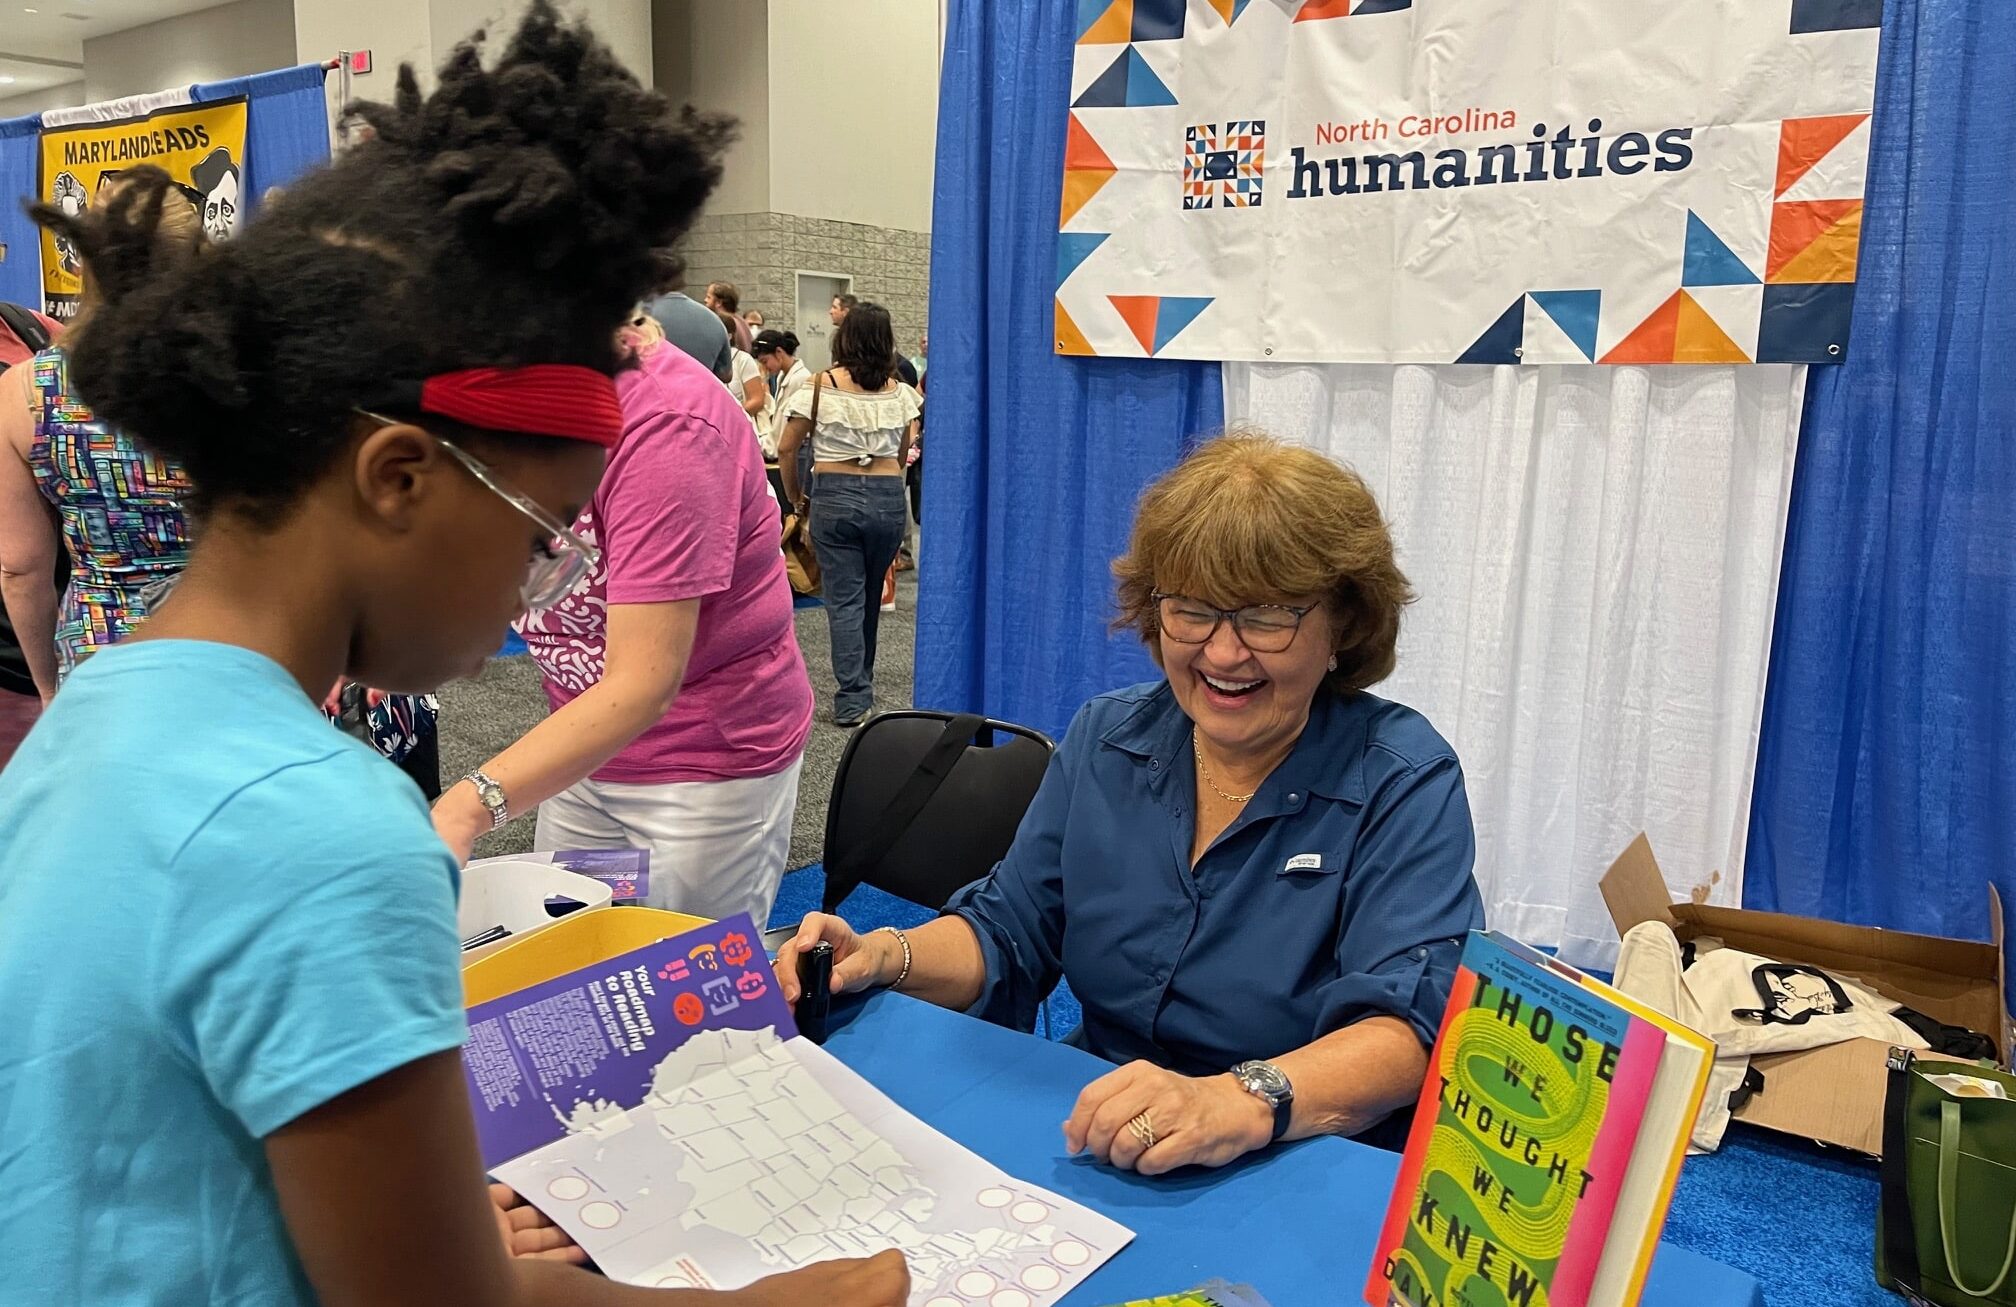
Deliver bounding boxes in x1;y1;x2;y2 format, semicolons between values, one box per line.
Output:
767;863;1889;1306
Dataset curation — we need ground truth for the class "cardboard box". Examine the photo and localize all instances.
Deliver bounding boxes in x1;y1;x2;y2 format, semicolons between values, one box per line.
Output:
462;905;710;1008
1600;833;2010;1156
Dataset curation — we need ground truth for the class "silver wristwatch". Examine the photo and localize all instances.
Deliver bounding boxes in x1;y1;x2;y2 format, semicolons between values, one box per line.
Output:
1231;1060;1295;1141
464;769;509;831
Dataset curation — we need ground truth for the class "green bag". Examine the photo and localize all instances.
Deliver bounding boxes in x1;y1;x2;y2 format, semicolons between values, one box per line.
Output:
1878;1048;2016;1306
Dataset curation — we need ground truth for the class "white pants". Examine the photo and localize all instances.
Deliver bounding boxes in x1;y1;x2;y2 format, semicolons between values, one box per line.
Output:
533;757;803;927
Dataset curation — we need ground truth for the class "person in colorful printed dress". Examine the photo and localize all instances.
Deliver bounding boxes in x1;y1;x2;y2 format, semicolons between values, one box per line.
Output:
0;171;444;793
0;169;201;702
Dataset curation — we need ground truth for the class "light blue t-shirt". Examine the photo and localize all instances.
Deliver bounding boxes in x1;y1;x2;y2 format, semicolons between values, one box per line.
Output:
0;640;466;1306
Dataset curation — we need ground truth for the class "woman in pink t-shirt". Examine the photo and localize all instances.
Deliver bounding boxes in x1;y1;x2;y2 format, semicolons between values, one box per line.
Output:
433;315;814;925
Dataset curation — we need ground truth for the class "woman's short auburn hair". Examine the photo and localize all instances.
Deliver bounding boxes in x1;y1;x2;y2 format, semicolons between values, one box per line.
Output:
1112;430;1413;695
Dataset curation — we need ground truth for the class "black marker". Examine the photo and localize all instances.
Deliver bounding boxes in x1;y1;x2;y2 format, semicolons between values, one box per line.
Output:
796;942;834;1044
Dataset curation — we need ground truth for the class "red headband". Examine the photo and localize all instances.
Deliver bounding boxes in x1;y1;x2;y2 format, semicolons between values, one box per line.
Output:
418;365;624;448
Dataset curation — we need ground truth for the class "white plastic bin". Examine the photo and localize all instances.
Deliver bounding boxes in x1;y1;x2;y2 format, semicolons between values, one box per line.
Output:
457;859;613;962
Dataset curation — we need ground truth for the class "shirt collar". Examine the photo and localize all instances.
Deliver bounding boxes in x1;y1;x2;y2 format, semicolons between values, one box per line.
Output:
1099;680;1372;805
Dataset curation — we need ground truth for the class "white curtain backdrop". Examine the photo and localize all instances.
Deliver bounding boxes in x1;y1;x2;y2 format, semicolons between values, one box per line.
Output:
1222;363;1804;968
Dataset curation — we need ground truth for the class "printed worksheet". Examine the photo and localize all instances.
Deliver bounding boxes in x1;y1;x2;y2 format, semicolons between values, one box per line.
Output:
461;916;1132;1305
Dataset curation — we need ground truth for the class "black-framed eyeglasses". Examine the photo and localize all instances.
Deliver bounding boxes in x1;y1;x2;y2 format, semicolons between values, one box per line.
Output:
1152;592;1316;654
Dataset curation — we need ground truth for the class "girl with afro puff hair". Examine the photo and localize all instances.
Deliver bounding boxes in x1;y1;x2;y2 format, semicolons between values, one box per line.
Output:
0;5;904;1305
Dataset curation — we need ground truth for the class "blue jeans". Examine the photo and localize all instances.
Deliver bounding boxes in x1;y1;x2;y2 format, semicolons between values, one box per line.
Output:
809;473;908;719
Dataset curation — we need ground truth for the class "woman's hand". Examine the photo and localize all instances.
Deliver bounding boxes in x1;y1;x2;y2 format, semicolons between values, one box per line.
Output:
487;1184;585;1264
1063;1061;1275;1177
731;1250;909;1305
773;913;897;1006
431;781;490;865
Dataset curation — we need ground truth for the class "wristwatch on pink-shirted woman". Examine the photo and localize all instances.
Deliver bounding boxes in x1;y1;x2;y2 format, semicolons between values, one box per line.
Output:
463;769;509;831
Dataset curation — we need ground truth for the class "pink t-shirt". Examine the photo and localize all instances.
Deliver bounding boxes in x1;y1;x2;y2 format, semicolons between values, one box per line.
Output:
518;343;812;784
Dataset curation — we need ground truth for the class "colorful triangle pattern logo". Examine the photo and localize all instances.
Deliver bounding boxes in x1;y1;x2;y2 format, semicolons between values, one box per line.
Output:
1683;212;1759;287
1056;301;1094;356
1078;0;1185;42
1109;295;1213;354
1768;200;1862;283
1061;115;1118;225
1298;0;1411;14
1456;298;1523;364
1057;232;1109;287
1600;290;1750;364
1078;0;1132;43
1073;45;1180;108
1775;114;1869;198
1530;290;1601;361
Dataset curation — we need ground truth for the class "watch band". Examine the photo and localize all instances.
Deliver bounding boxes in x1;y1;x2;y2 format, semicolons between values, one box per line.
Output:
464;769;509;831
1233;1060;1295;1142
1265;1085;1292;1142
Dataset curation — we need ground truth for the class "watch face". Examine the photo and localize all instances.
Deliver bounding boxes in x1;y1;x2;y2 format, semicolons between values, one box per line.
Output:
1238;1061;1291;1101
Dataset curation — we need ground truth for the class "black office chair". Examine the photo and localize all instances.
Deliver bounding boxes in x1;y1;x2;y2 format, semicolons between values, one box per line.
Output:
820;710;1056;914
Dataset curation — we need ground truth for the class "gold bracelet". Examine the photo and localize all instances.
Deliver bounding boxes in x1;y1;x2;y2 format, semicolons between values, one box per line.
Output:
876;926;913;992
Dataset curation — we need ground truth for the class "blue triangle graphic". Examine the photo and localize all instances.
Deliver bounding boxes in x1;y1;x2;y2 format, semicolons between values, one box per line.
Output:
1683;211;1759;287
1076;47;1179;109
1530;290;1601;361
1124;47;1179;106
1132;0;1188;39
1077;0;1118;39
1230;0;1253;19
1057;232;1110;286
1456;299;1523;364
1153;297;1212;353
1073;50;1132;108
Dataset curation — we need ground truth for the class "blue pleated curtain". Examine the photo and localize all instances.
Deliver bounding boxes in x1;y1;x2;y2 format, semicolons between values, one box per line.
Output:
0;63;330;310
1746;2;2016;958
917;1;1222;740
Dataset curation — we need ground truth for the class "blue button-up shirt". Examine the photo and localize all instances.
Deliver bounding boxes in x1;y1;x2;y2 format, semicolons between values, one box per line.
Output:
944;681;1484;1078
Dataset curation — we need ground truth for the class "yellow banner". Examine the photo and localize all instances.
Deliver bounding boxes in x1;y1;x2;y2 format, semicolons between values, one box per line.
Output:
37;97;247;321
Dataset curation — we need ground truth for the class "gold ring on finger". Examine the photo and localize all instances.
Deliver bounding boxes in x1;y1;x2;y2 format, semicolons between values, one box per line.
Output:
1127;1110;1156;1150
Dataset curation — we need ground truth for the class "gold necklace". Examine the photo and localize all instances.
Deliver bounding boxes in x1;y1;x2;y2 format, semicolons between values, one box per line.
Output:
1193;738;1257;804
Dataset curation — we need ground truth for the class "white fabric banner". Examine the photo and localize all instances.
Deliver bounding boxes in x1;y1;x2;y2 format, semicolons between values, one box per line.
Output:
1224;361;1804;967
1060;0;1881;366
39;86;195;130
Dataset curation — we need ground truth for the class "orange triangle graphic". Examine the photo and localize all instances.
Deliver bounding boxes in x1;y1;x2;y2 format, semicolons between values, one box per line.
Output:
1066;114;1115;172
1775;115;1868;198
1296;0;1355;18
1110;295;1160;353
1600;291;1683;364
1056;301;1094;355
1080;0;1133;44
1207;0;1238;20
1774;207;1863;284
1769;200;1862;281
1061;168;1117;225
1674;292;1750;363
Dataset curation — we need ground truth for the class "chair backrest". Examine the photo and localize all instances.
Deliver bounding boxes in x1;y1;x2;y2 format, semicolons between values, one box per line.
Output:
821;710;1056;914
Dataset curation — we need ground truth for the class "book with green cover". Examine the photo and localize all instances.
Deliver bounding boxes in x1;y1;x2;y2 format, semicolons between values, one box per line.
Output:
1364;931;1712;1307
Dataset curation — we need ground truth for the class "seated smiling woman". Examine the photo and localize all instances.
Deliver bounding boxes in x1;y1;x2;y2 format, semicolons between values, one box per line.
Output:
780;431;1484;1174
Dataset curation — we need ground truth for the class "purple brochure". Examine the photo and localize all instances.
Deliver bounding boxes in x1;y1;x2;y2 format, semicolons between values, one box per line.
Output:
460;913;794;1167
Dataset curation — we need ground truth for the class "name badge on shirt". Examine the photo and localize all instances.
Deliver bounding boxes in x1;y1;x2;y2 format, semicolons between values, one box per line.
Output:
1283;853;1325;873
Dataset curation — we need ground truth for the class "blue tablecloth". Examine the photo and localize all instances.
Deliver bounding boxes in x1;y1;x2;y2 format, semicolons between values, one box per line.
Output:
824;991;1765;1307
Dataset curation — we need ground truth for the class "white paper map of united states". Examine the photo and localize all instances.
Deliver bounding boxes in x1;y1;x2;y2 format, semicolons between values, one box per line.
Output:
492;1027;1132;1306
